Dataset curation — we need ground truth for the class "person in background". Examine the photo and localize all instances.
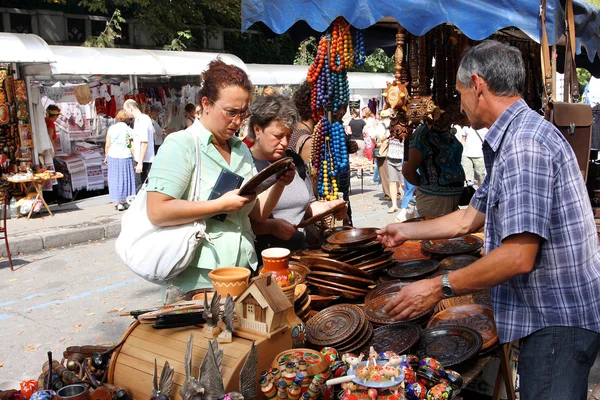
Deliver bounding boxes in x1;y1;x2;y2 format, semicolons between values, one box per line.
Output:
45;105;61;151
146;59;294;293
195;104;202;119
184;103;196;128
289;80;315;164
347;108;366;158
248;95;347;254
149;105;165;155
461;122;487;186
386;133;404;213
378;40;600;400
105;110;135;211
124;99;155;191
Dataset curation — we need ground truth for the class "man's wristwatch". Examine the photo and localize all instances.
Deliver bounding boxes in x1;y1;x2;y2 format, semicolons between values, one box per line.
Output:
441;274;455;298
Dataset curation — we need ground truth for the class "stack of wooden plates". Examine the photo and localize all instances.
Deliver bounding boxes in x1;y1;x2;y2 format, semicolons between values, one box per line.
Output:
436;290;492;312
300;256;374;301
294;283;312;322
306;304;373;354
289;260;311;284
364;291;433;327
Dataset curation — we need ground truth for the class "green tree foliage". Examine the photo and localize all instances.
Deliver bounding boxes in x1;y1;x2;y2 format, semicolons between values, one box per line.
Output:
84;8;124;47
163;30;193;51
224;31;296;64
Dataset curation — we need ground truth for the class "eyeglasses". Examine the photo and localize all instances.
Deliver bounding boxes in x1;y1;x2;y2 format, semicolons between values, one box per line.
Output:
210;99;250;122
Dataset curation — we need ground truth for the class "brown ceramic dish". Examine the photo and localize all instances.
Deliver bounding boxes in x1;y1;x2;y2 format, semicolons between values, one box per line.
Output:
326;227;379;247
306;304;365;347
427;304;498;350
309;270;374;289
421;235;484;256
239;157;293;195
300;256;372;280
412;326;483;367
307;276;370;294
387;259;440;280
296;202;347;228
438;255;479;271
368;322;422;355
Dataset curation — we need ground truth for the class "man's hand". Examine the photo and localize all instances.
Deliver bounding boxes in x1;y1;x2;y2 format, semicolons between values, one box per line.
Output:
276;163;296;187
271;219;298;240
376;223;406;247
219;189;256;213
135;162;143;174
382;278;441;321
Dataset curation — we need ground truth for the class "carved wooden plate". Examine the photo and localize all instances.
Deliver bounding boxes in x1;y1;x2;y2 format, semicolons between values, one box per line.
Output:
326;228;379;247
306;304;365;347
296;202;347;228
300;256;372;280
364;292;433;325
388;240;431;262
365;280;411;304
293;248;331;259
339;247;387;264
321;242;355;253
338;321;374;354
351;251;394;267
309;270;374;289
412;326;483;367
309;295;340;310
307;276;370;294
289;261;310;284
438;255;479;271
436;290;492;312
358;258;395;273
368;322;422;355
323;226;354;237
387;259;440;279
427;304;498;350
239;156;293;195
309;282;366;300
421;235;483;256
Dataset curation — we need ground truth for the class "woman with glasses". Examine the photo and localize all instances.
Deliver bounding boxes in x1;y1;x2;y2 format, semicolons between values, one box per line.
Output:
248;95;347;256
146;60;294;292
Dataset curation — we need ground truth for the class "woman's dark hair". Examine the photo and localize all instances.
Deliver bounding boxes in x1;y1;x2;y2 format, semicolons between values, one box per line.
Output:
292;80;313;122
46;104;60;116
184;103;196;113
199;59;253;102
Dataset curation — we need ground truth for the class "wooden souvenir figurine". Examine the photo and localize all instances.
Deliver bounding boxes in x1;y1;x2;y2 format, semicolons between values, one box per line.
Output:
149;360;174;400
202;291;222;339
180;333;205;400
217;295;235;343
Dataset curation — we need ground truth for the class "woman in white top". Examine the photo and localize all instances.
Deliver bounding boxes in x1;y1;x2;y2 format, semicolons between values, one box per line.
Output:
104;110;136;211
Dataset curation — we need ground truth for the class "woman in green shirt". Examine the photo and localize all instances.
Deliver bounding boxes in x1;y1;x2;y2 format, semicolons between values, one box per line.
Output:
146;60;294;292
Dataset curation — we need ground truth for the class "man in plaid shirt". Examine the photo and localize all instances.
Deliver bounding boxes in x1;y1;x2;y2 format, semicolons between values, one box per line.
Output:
377;40;600;399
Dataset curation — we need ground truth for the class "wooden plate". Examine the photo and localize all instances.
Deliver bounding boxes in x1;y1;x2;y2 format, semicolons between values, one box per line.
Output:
239;156;293;195
321;242;355;253
364;292;433;325
388;240;431;262
309;270;374;288
421;235;484;256
289;261;310;284
387;259;440;279
307;276;370;294
306;304;365;347
338;322;374;354
363;261;396;275
272;348;329;376
412;326;483;367
358;258;395;273
296;202;346;228
323;226;354;237
427;304;498;350
326;228;379;247
294;283;308;303
300;256;372;280
309;294;340;310
354;252;394;267
309;282;366;300
436;290;492;312
344;249;391;266
365;280;411;304
293;248;330;259
438;255;479;271
367;322;422;355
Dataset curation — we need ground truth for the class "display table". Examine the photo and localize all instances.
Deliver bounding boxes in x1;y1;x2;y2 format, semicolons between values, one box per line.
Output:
5;172;64;220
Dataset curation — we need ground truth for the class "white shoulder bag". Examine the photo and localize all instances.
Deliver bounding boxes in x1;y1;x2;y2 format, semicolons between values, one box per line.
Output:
115;129;208;284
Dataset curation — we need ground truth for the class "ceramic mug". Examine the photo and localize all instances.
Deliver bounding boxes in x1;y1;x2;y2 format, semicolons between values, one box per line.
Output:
56;384;90;400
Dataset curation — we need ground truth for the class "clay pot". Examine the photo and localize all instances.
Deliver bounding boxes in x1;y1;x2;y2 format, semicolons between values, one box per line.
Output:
208;267;251;297
260;247;296;288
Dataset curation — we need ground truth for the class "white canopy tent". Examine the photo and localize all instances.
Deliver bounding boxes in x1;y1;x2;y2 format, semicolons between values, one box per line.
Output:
0;33;55;64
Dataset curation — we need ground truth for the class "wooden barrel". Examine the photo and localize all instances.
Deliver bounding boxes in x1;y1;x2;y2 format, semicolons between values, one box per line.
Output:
108;321;292;400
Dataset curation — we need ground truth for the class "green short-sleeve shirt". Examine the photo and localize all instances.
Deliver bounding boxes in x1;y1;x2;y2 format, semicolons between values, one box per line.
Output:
147;121;258;292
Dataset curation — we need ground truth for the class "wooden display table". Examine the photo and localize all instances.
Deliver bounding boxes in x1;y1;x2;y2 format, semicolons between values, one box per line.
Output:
5;172;64;220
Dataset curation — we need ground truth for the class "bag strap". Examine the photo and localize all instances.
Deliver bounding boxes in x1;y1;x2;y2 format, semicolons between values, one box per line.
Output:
564;0;580;103
187;128;202;202
474;129;484;143
540;0;553;109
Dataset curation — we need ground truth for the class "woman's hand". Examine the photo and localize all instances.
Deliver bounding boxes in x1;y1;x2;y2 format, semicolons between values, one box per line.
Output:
376;223;407;247
219;189;256;213
276;163;296;187
271;219;298;240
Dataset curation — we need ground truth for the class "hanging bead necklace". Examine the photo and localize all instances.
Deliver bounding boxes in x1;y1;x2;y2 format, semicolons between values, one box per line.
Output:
354;29;366;67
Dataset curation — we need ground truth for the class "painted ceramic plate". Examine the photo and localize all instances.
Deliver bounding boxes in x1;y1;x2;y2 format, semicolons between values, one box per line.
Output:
300;256;372;280
239;156;293;196
421;235;483;256
272;349;329;376
306;304;365;347
412;326;483;367
347;360;405;389
326;227;379;247
296;202;346;228
387;259;440;280
0;103;8;126
368;322;422;355
427;304;498;350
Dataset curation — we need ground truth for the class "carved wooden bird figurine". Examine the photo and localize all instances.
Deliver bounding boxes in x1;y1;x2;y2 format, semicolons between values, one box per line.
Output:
202;291;221;338
217;295;234;343
198;339;225;400
238;342;258;400
150;359;174;400
179;333;205;400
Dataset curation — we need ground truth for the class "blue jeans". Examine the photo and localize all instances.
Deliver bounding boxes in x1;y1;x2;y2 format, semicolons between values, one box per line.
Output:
518;326;600;400
373;164;380;183
401;180;417;208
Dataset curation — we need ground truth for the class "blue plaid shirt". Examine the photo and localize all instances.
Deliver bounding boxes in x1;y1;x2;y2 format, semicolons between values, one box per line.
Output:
471;99;600;343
